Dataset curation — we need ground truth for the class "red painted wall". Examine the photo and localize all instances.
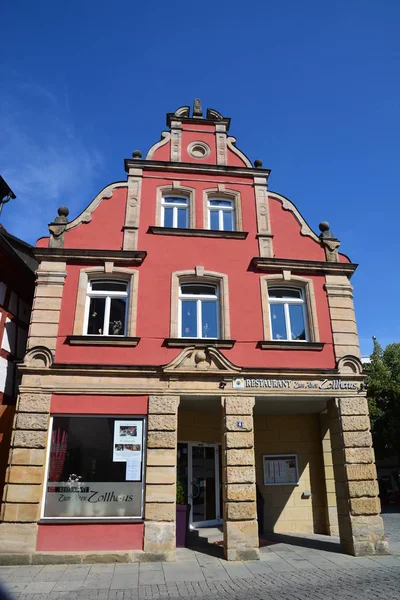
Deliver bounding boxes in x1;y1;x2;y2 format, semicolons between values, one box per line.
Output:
64;187;127;250
37;523;143;551
50;395;148;415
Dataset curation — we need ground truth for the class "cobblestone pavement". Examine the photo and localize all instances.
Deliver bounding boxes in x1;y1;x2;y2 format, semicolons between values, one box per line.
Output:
382;508;400;553
1;511;399;600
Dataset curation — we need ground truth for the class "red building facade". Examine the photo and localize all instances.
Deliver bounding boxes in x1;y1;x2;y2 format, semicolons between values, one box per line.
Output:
0;101;388;561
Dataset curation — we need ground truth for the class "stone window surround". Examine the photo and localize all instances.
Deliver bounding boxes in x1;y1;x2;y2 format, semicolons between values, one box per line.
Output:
155;184;195;229
73;265;139;337
260;273;320;343
203;187;243;231
170;268;231;340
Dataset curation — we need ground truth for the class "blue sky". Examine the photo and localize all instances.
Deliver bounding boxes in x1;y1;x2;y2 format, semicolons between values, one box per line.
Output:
1;1;399;355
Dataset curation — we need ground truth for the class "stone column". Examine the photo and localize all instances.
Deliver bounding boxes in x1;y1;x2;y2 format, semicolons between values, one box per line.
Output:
0;392;50;554
143;396;180;560
328;396;388;556
222;397;259;561
319;413;339;536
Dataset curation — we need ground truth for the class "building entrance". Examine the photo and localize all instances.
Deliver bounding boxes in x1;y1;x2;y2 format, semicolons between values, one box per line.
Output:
178;442;222;528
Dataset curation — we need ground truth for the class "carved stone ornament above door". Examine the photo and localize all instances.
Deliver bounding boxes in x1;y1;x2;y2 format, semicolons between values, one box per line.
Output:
162;346;241;374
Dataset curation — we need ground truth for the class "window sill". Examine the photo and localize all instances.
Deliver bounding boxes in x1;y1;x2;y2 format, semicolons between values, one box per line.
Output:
148;226;248;239
38;518;143;524
257;341;324;351
66;335;140;346
164;338;236;349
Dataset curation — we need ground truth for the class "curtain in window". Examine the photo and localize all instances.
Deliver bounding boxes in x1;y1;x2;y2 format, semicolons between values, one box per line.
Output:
49;428;68;482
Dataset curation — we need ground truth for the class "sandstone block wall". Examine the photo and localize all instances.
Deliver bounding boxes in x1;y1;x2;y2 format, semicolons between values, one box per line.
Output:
143;396;179;558
0;392;51;553
27;261;66;352
178;409;221;444
255;414;328;535
325;274;360;360
328;397;388;556
222;396;259;561
319;414;339;536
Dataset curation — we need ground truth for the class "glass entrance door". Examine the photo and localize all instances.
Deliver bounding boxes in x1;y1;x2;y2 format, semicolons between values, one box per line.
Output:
188;442;222;528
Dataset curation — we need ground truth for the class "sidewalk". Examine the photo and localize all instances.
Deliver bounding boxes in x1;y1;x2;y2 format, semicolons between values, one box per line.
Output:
1;533;400;599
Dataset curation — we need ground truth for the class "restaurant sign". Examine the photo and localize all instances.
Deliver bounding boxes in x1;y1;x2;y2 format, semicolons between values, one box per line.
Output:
232;377;361;391
44;482;142;518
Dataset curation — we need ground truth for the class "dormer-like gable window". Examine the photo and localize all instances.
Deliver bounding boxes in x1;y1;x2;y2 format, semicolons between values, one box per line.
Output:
161;195;189;228
156;185;195;229
208;198;235;231
203;189;242;232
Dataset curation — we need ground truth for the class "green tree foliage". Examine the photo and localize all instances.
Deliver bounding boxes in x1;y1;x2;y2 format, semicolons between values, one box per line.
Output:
366;338;400;460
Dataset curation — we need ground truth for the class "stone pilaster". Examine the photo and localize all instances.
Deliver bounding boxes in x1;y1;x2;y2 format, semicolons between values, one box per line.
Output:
222;397;259;561
170;120;182;162
254;176;273;258
123;167;143;251
0;392;50;553
325;275;360;361
327;397;388;556
143;396;180;560
215;123;227;165
27;261;67;353
319;413;339;536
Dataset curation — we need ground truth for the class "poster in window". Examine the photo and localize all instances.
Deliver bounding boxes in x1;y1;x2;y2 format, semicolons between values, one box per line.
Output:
263;455;298;485
113;420;143;463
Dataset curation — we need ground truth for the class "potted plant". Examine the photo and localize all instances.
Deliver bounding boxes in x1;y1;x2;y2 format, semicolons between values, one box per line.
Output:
176;478;190;548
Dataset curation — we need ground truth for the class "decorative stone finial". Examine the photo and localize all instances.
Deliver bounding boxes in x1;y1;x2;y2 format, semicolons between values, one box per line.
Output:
193;98;203;118
132;150;142;159
58;206;69;218
319;221;332;238
49;206;69;248
254;159;263;168
319;221;340;262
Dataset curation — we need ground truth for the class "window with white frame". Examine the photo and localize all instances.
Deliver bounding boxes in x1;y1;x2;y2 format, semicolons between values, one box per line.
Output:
85;280;128;336
161;195;189;228
268;287;308;341
179;283;219;339
208;198;235;231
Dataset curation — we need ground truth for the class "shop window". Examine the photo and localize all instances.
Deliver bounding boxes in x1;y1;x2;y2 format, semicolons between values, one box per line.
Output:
179;282;219;338
84;280;128;336
42;416;145;519
161;195;189;228
268;287;308;341
207;198;235;231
